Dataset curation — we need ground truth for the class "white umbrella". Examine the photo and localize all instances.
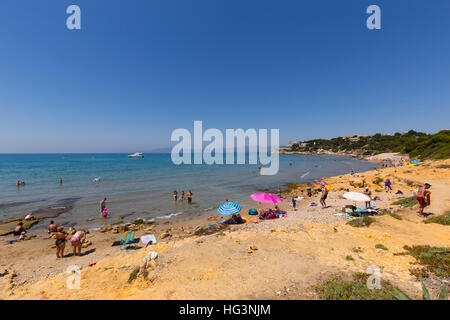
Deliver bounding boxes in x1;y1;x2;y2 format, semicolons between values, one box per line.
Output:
343;192;370;202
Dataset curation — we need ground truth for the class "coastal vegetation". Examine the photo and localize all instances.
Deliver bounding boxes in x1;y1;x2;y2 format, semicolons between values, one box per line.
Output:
424;211;450;226
395;245;450;279
288;130;450;159
346;216;375;227
315;273;396;300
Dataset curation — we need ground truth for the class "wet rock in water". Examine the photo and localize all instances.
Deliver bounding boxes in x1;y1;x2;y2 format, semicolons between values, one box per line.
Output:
99;225;112;233
133;219;145;225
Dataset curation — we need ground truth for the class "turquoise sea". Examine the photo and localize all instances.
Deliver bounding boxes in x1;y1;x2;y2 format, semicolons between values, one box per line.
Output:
0;154;377;231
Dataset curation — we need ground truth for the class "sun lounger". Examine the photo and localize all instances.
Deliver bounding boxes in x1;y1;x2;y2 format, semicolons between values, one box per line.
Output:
120;231;137;251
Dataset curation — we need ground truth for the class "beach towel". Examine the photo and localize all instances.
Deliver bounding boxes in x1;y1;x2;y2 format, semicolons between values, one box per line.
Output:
141;234;157;246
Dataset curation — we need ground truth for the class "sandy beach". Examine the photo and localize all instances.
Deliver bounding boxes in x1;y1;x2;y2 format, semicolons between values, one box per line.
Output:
1;158;449;300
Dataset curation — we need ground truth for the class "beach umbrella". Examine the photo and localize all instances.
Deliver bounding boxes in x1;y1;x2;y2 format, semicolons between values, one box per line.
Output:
411;160;419;164
250;193;283;205
217;202;242;215
343;192;371;202
385;158;392;161
315;180;327;185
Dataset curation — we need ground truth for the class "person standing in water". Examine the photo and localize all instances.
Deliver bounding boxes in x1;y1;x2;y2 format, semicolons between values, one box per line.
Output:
173;190;178;201
320;185;328;208
100;197;107;216
416;183;431;217
59;177;63;185
180;190;185;201
187;190;193;204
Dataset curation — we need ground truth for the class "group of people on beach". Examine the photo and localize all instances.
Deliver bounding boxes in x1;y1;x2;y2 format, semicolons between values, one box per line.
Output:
50;222;87;258
173;190;193;203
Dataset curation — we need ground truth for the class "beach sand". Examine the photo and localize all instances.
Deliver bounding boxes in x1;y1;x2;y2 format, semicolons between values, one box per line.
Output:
1;159;449;299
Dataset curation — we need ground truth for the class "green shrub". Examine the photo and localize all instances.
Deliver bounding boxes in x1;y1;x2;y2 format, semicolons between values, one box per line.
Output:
315;273;397;300
401;245;449;278
375;244;388;251
128;267;140;283
373;177;383;185
345;255;354;261
347;216;375;228
391;196;418;208
424;211;450;226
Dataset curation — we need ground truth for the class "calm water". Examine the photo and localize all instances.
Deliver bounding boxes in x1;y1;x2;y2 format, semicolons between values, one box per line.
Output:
0;154;377;230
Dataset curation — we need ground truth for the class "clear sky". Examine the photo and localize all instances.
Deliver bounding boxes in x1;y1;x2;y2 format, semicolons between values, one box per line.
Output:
0;0;449;153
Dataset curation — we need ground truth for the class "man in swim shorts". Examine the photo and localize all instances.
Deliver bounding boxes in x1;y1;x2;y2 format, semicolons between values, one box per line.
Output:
416;183;431;217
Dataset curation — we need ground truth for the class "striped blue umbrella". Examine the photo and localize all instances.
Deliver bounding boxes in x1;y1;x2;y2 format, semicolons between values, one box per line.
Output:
217;202;242;215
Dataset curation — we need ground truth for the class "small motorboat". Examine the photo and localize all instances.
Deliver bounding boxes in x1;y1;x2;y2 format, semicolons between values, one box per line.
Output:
128;152;144;158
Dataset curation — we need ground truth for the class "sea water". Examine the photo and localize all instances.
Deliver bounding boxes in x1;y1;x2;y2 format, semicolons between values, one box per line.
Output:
0;154;377;230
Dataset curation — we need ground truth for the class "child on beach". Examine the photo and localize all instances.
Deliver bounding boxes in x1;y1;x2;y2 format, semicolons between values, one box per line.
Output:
180;191;185;200
292;195;297;211
173;190;178;201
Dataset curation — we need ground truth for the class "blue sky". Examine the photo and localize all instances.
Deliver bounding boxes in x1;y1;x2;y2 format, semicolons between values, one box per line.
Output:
0;0;449;153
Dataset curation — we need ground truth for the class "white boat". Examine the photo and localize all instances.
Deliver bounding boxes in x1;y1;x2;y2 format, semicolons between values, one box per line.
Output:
128;152;144;158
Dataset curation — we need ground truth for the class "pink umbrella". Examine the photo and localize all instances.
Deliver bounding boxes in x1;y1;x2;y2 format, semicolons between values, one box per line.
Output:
315;180;327;185
250;193;283;205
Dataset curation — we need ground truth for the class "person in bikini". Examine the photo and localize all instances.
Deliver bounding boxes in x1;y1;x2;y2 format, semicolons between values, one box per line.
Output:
55;226;67;258
187;190;193;204
320;185;328;208
416;183;431;217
